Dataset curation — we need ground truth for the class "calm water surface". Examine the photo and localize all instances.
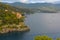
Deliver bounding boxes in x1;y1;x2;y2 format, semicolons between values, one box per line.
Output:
0;13;60;40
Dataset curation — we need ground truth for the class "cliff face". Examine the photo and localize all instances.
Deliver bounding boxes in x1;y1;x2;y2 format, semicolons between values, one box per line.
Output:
0;3;29;33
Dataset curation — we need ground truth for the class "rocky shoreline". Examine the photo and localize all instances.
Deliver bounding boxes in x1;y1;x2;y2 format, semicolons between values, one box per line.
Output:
0;26;30;34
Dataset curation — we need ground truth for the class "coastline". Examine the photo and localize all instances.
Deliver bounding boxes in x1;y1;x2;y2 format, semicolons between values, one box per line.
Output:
0;26;30;34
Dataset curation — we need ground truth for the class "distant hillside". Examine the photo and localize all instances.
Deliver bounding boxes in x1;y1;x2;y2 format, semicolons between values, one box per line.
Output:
2;2;60;13
7;2;60;13
0;2;25;13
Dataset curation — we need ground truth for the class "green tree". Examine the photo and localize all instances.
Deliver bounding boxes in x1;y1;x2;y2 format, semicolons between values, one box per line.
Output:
34;35;53;40
56;38;60;40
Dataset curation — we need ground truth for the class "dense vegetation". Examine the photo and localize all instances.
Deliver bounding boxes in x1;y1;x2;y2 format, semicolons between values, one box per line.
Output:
0;3;24;25
34;35;60;40
0;3;29;33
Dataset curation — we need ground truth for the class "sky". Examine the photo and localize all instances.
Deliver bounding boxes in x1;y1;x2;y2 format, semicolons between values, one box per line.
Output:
0;0;60;3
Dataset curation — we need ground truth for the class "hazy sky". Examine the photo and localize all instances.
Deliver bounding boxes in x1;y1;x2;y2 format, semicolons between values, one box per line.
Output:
1;0;60;3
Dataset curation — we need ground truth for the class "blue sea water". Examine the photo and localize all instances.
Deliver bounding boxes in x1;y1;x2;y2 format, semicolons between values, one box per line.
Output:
0;13;60;40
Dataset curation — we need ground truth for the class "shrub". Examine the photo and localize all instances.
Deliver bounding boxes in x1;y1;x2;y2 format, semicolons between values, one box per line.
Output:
34;35;53;40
